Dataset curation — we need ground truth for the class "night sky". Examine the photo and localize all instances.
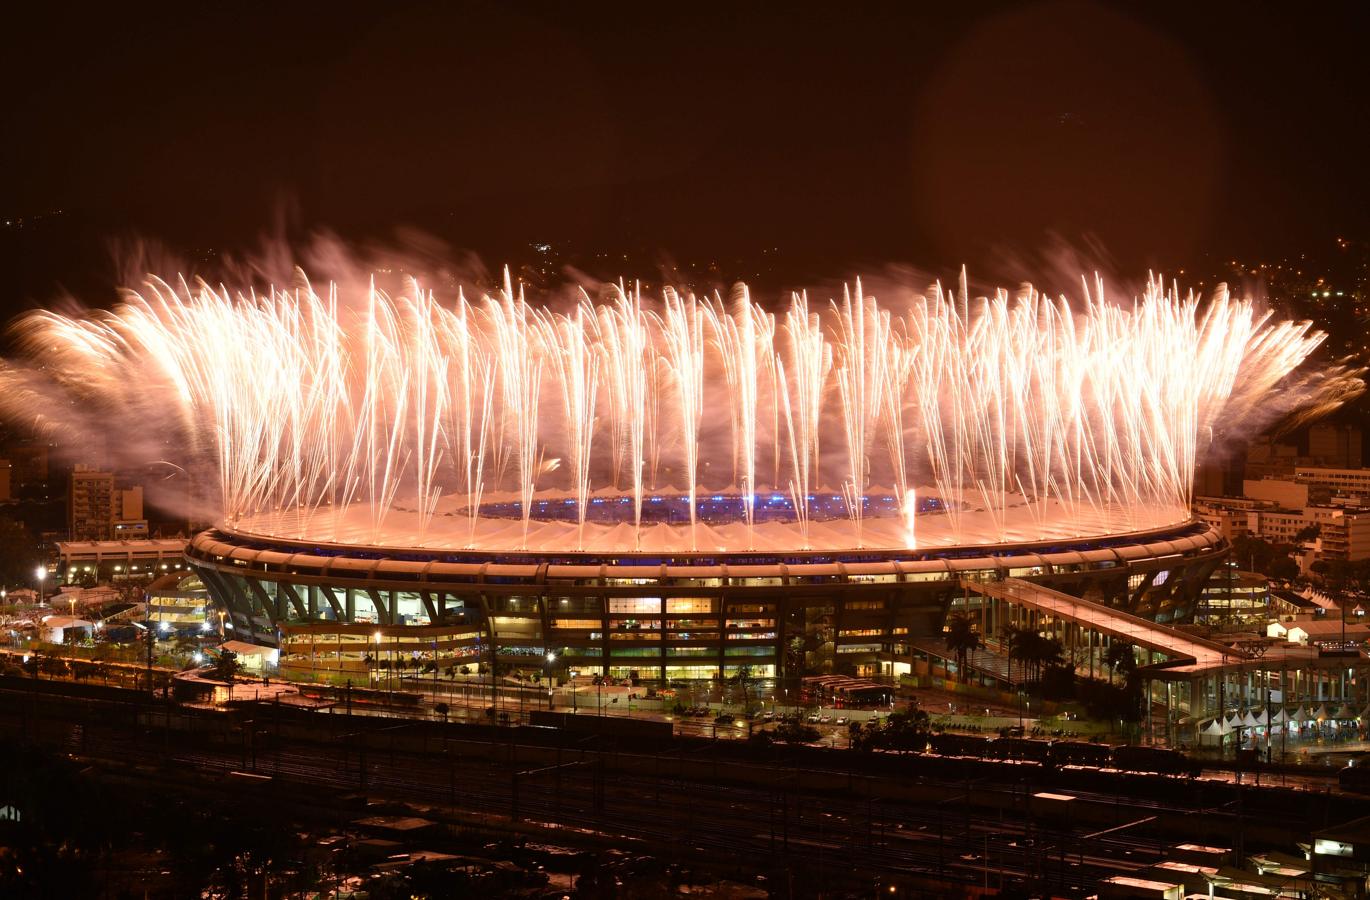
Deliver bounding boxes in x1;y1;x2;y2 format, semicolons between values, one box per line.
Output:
3;1;1369;306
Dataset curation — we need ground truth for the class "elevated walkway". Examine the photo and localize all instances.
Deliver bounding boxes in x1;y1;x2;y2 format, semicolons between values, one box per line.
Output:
907;635;1023;686
964;578;1242;680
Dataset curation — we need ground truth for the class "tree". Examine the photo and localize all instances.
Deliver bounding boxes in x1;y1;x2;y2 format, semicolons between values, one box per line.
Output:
1039;661;1076;700
1231;534;1278;574
849;705;931;753
434;701;450;722
211;648;241;685
944;613;980;682
767;720;821;745
1001;625;1059;684
1022;633;1064;682
1000;624;1027;684
1269;556;1300;582
1076;675;1143;724
1104;641;1136;684
785;634;808;679
733;664;754;712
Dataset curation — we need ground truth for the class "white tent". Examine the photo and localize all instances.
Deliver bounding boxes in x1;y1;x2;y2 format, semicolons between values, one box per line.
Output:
221;640;279;671
1241;710;1262;729
1202;718;1230;736
1271;708;1288;725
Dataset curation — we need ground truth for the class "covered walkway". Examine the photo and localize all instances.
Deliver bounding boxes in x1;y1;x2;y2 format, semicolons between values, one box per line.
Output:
968;578;1237;673
960;578;1370;749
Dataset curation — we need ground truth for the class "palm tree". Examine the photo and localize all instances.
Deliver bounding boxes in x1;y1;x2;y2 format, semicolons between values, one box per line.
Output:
1022;633;1064;682
1000;624;1027;684
1037;635;1064;676
944;613;981;682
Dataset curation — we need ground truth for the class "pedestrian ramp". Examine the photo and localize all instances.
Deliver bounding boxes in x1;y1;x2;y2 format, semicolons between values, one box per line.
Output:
963;578;1241;677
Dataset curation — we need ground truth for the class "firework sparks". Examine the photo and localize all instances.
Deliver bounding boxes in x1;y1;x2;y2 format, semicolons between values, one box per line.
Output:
3;266;1361;553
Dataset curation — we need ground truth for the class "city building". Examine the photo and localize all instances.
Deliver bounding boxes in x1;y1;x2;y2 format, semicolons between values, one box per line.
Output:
1194;495;1310;549
144;571;213;631
1294;465;1370;502
1193;496;1256;542
56;538;190;585
1196;566;1270;626
1267;616;1369;647
1242;477;1315;508
7;442;50;490
68;465;114;541
1308;422;1363;468
1193;486;1370;566
66;465;148;541
1310;506;1370;562
1244;506;1310;545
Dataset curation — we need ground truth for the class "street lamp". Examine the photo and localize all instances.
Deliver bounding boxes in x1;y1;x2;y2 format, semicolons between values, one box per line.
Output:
34;566;45;600
545;652;557;710
374;630;383;689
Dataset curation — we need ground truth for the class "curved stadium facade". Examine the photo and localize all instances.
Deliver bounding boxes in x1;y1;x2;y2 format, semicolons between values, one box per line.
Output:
185;520;1227;685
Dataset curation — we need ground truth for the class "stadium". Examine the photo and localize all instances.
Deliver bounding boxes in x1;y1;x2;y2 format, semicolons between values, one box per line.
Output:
183;501;1228;685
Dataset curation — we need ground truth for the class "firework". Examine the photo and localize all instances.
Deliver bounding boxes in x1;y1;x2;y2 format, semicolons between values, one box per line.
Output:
5;267;1361;553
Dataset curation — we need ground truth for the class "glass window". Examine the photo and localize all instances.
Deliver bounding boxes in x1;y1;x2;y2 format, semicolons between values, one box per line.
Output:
666;597;714;614
608;597;661;614
551;618;601;629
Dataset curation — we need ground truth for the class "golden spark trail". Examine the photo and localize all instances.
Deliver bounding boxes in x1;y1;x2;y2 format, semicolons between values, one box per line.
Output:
3;264;1360;554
